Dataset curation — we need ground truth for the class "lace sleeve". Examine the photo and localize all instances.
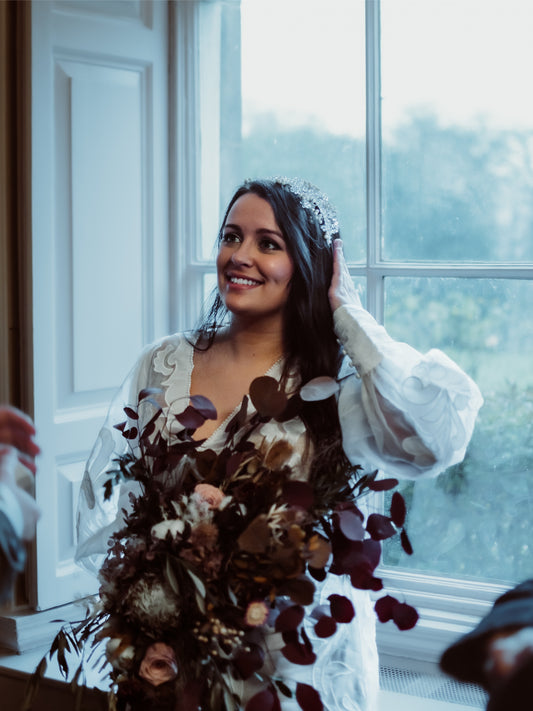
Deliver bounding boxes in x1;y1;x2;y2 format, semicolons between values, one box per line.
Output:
334;303;484;480
75;344;156;575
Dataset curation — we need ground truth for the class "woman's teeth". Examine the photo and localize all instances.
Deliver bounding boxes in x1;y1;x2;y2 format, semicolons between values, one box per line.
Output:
229;277;260;286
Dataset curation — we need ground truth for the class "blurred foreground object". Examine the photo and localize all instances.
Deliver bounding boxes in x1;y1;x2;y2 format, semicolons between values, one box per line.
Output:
441;579;533;711
0;405;41;605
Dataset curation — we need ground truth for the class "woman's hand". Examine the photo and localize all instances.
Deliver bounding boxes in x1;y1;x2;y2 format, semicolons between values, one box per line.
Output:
0;406;41;540
0;405;40;474
328;239;363;312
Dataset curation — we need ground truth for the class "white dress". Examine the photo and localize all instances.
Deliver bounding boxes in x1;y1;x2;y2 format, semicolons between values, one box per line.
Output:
76;303;483;711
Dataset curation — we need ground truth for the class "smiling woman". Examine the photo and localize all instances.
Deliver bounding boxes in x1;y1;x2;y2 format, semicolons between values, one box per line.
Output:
74;177;482;711
216;192;294;325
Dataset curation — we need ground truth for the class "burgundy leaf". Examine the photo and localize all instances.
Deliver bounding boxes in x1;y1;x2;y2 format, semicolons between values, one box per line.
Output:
330;533;364;573
276;393;302;422
334;501;364;519
301;626;313;652
390;492;406;528
336;538;381;589
189;394;217;420
175;405;206;430
138;387;163;401
122;427;138;440
246;687;282;711
350;564;383;591
393;602;419;631
274;679;293;699
281;629;299;645
366;513;396;541
328;594;355;623
314;615;337;638
362;539;382;570
275;605;305;633
226;451;243;477
142;421;156;438
113;421;127;432
308;566;327;582
296;683;324;711
283;577;315;606
367;478;399;491
249;376;287;418
123;406;138;420
281;642;316;666
400;528;414;555
336;510;365;541
374;594;398;623
283;481;314;510
234;644;265;679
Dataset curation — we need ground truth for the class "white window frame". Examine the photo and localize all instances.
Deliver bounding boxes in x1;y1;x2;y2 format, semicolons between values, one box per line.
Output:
365;1;533;667
172;0;533;669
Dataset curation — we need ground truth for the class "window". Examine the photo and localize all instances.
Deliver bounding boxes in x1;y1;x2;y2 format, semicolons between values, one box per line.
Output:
21;0;532;670
182;0;533;664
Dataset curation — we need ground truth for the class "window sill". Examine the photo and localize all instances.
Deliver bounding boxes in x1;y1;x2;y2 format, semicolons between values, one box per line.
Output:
378;690;484;711
0;646;487;711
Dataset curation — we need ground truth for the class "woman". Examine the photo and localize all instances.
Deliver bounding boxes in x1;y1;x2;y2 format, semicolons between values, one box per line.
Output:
76;178;483;710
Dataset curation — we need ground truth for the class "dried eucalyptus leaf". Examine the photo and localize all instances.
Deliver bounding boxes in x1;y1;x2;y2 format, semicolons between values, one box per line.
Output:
165;557;181;595
187;567;206;598
299;376;339;402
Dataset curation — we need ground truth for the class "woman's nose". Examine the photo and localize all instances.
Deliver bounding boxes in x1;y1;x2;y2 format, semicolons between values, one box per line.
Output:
230;239;254;265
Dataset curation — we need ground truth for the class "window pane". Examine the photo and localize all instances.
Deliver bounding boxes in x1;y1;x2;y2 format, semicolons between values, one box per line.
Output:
381;0;533;262
234;0;367;262
383;277;533;583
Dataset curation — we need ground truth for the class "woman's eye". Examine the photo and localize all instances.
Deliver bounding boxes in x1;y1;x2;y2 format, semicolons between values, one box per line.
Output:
222;232;241;243
260;238;281;251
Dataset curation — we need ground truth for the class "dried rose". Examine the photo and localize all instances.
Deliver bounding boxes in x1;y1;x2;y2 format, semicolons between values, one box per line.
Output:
245;601;269;627
194;483;225;509
138;642;178;687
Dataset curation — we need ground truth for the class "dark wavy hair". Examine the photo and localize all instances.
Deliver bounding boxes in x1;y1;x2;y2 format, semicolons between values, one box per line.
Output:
196;178;357;504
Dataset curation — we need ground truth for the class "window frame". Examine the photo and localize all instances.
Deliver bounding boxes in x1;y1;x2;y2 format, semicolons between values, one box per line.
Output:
174;0;533;667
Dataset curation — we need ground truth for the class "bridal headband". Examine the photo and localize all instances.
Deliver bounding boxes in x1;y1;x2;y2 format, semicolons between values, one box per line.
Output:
243;177;339;245
273;177;339;245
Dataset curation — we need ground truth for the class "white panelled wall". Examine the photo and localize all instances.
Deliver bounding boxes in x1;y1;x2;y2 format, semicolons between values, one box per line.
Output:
31;0;169;610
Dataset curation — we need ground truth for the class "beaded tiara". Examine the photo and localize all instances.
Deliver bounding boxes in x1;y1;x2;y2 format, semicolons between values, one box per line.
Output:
272;177;340;245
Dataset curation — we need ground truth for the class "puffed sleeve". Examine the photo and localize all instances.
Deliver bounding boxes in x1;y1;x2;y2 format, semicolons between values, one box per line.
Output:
334;303;483;480
75;343;156;575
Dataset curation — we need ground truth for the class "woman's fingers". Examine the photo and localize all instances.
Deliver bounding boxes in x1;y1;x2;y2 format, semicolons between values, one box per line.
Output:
329;239;362;311
0;406;40;463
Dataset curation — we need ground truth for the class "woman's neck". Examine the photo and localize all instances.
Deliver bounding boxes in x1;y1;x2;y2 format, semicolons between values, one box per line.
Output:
220;317;285;365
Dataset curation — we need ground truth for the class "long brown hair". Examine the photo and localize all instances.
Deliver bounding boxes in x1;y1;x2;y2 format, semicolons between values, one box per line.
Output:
197;179;357;505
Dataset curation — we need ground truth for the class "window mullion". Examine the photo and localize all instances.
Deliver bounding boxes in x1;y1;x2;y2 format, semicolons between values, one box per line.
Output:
365;0;383;322
170;0;203;333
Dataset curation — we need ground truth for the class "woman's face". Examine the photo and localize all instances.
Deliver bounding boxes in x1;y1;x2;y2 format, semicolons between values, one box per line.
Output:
217;193;294;325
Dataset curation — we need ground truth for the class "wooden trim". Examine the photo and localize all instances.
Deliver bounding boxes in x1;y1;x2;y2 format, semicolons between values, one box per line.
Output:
0;0;33;415
0;0;34;613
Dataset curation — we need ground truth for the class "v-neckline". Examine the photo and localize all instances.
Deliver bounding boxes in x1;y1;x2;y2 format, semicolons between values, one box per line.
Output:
186;338;284;449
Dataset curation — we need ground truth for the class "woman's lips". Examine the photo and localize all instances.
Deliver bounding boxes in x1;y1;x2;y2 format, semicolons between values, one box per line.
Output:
226;274;263;287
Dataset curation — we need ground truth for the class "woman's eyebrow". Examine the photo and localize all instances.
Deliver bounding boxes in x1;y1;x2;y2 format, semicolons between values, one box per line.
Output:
257;228;284;238
223;224;284;239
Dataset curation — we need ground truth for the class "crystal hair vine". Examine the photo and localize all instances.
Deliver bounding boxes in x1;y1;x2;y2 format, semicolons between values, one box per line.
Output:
272;177;340;245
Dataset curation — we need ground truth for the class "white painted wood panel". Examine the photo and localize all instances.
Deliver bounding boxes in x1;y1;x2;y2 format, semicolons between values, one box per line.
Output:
32;0;168;609
68;59;144;392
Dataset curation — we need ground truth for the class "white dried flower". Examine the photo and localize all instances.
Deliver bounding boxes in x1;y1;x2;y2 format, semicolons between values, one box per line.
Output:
151;518;185;540
126;579;180;633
